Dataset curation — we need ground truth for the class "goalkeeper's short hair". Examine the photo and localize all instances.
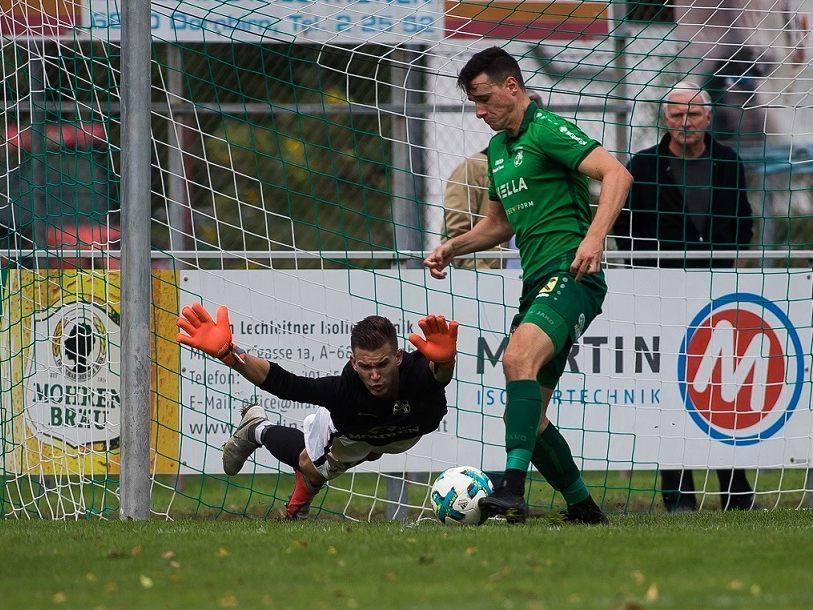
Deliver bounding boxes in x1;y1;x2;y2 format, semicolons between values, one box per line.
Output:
351;316;398;353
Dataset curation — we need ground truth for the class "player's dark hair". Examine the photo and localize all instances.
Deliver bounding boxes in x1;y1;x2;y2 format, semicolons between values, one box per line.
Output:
351;315;398;353
458;47;525;93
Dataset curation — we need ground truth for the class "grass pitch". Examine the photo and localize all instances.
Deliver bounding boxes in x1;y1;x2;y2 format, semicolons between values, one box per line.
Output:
1;510;812;610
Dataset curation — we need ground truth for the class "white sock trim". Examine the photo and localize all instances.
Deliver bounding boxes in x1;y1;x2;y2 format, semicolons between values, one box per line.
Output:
254;420;271;445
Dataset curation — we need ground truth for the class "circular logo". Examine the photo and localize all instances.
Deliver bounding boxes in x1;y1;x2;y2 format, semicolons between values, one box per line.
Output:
677;293;803;445
25;301;121;448
52;306;108;382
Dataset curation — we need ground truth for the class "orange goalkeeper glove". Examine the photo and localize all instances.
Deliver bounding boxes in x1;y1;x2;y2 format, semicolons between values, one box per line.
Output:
176;302;245;367
408;315;459;364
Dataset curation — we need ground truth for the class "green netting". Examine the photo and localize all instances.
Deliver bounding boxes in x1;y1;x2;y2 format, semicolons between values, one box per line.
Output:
2;0;813;521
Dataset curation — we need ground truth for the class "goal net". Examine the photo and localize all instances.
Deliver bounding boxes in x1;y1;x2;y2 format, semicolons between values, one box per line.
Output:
1;0;812;520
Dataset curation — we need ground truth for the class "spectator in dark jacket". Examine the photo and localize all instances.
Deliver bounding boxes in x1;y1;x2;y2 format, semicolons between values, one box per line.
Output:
614;83;753;269
613;81;756;512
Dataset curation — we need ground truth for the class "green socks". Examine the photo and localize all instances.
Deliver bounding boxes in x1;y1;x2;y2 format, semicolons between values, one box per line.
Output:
531;422;589;505
504;380;543;472
503;380;589;506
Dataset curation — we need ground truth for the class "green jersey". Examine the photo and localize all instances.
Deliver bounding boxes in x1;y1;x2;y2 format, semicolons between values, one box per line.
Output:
487;102;599;280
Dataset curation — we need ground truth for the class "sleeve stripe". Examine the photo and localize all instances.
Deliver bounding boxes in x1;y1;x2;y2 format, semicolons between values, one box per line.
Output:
573;141;600;169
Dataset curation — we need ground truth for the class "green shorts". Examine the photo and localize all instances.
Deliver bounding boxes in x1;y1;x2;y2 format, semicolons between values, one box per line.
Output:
511;269;607;389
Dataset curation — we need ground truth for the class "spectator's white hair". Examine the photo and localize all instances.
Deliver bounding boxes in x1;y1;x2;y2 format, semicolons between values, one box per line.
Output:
662;81;712;114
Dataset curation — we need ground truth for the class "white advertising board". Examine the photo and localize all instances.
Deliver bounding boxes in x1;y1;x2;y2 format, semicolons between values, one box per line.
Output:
178;268;813;474
83;0;443;44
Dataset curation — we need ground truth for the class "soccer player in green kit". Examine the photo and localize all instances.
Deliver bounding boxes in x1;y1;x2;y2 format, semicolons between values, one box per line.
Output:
425;47;632;523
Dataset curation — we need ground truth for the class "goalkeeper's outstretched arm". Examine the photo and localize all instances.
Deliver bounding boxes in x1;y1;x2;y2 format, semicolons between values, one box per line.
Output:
229;352;270;386
409;314;459;384
175;302;269;385
177;305;460;391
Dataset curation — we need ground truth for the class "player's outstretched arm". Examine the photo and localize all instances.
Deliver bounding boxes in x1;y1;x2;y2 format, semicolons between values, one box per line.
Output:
408;315;459;384
425;200;513;279
176;303;270;386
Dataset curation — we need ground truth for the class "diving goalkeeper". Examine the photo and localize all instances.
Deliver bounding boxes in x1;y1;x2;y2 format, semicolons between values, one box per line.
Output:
176;304;457;519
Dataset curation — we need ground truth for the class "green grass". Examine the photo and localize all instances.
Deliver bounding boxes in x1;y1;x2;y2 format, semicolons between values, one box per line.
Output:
1;512;812;609
4;468;810;521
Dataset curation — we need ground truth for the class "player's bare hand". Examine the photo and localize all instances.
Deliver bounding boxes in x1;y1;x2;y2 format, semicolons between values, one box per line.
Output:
176;302;235;364
424;243;455;280
570;235;604;281
409;314;459;363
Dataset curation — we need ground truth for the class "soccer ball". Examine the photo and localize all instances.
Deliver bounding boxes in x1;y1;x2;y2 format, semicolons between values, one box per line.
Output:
430;466;494;525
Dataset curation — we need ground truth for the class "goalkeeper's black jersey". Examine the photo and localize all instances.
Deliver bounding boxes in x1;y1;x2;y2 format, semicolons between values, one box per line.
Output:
259;351;448;445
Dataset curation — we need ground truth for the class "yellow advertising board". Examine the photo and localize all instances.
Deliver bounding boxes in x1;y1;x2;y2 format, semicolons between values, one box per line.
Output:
0;269;180;476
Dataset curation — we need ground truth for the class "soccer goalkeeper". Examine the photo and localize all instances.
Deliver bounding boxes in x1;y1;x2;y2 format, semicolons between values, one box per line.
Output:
176;304;457;519
425;47;632;524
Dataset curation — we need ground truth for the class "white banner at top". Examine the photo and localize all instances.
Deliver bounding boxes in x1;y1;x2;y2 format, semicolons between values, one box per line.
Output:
83;0;444;44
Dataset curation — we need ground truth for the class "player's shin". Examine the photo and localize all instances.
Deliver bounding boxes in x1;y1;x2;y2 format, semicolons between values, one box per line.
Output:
530;423;589;505
503;379;543;491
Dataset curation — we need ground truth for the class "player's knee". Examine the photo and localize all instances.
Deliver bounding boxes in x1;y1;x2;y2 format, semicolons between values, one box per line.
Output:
503;348;538;380
503;329;554;380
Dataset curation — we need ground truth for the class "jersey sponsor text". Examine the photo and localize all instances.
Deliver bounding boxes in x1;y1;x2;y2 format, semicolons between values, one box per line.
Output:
496;177;528;199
